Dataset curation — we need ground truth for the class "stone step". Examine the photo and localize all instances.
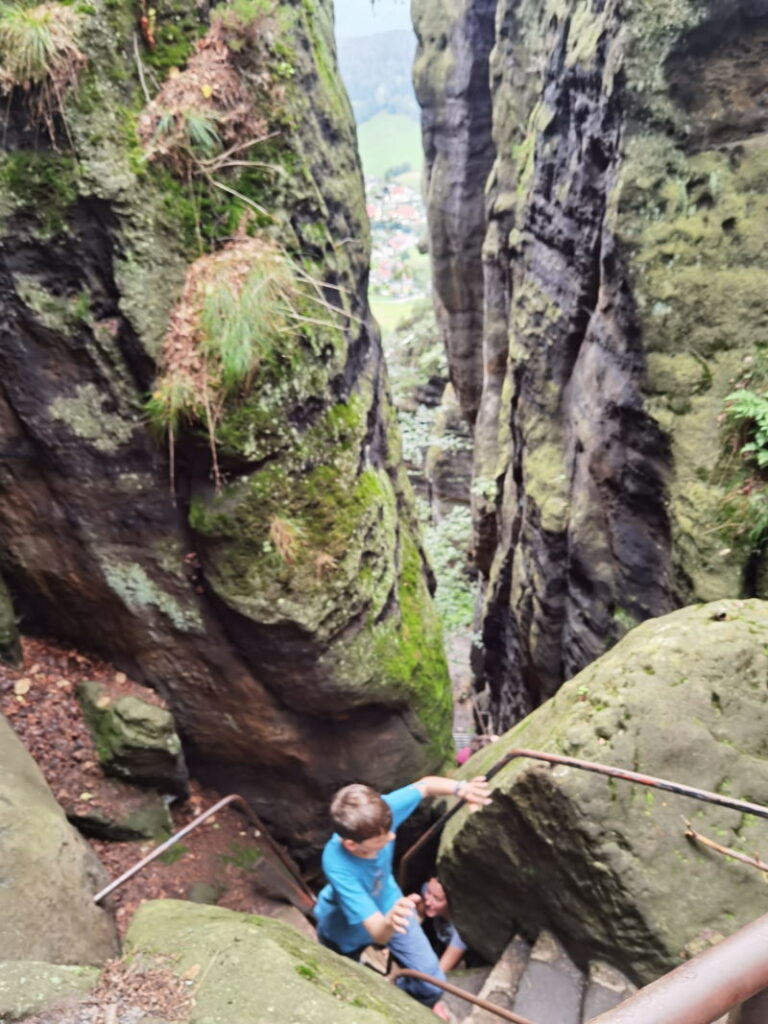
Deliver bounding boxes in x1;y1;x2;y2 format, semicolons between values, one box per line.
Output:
513;932;584;1024
581;960;636;1021
466;935;531;1024
443;967;492;1022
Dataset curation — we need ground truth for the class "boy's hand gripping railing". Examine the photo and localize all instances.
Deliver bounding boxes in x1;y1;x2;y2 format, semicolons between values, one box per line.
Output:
92;793;316;915
399;747;768;889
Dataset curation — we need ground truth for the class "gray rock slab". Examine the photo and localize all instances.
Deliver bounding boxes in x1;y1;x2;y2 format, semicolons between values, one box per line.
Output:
513;932;584;1024
467;935;530;1024
581;960;636;1020
0;961;98;1021
77;681;187;794
443;967;492;1022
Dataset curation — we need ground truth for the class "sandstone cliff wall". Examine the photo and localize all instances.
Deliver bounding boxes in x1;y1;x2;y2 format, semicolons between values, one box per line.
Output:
0;0;451;848
414;0;768;728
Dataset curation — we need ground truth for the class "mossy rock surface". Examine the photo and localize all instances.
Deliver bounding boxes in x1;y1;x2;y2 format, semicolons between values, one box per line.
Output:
0;0;451;843
415;0;768;725
440;600;768;985
124;899;434;1023
77;681;187;794
0;962;99;1021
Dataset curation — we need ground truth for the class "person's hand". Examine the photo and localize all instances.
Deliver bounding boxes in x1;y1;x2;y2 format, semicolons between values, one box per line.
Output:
386;894;418;934
456;775;492;812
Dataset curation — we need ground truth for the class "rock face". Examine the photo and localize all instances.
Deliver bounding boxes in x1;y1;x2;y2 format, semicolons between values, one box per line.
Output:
0;0;451;848
438;600;768;984
124;899;434;1023
0;572;20;666
0;713;119;964
413;0;498;426
413;0;768;728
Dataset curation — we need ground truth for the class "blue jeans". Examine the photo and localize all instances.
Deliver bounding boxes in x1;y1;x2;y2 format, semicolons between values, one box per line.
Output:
389;913;446;1007
318;915;446;1008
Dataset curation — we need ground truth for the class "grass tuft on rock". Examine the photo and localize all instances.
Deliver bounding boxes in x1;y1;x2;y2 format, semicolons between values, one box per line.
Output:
146;234;345;483
0;1;85;133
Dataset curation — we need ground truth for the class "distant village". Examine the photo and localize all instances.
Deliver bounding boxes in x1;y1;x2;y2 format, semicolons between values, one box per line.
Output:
365;178;428;300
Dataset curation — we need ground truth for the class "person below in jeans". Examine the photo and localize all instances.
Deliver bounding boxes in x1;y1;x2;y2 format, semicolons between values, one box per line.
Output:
314;775;491;1018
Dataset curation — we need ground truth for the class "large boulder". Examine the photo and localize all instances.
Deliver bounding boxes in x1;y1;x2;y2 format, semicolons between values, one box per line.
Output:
439;600;768;985
0;713;119;964
123;899;434;1023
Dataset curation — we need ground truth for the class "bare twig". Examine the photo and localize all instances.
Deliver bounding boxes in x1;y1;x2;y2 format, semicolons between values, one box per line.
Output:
684;818;768;875
195;130;280;172
207;176;272;220
133;31;151;103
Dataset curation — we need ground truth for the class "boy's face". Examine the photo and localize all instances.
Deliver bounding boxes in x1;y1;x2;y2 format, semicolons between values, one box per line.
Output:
341;830;396;859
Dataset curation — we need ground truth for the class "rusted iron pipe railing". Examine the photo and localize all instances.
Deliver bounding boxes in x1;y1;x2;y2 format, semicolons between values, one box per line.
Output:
587;911;768;1023
389;968;535;1023
399;747;768;888
93;793;316;913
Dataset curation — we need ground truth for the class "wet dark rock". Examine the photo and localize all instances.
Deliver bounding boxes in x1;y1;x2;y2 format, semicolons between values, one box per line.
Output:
414;0;768;728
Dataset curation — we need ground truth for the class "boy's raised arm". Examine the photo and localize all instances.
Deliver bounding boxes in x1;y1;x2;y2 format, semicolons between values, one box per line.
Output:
413;776;492;813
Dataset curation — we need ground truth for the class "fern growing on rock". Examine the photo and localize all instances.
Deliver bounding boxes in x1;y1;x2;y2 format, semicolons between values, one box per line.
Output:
719;364;768;550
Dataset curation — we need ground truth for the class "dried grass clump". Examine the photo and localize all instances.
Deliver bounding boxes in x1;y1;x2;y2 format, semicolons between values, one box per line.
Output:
0;2;86;135
148;236;333;484
137;20;274;176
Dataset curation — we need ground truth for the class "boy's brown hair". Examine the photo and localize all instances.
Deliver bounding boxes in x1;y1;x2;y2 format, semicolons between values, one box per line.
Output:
330;783;393;842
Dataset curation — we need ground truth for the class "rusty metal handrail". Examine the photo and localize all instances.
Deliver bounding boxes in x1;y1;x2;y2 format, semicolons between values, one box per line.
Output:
389;968;535;1023
399;747;768;888
587;910;768;1023
93;793;316;914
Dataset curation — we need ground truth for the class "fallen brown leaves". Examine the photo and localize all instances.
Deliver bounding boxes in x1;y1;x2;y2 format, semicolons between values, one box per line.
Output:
89;956;194;1021
21;956;194;1024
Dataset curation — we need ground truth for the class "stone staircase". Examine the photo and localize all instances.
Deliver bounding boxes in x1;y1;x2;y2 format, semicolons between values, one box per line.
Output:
443;931;635;1024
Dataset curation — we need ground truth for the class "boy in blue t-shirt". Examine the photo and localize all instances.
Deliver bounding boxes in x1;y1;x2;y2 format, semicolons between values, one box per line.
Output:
315;774;491;1016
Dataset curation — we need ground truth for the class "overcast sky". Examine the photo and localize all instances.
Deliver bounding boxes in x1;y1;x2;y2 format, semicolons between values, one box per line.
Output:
333;0;412;38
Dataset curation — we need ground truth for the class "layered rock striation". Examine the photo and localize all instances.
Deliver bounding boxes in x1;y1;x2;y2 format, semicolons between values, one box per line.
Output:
414;0;768;728
0;0;451;848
